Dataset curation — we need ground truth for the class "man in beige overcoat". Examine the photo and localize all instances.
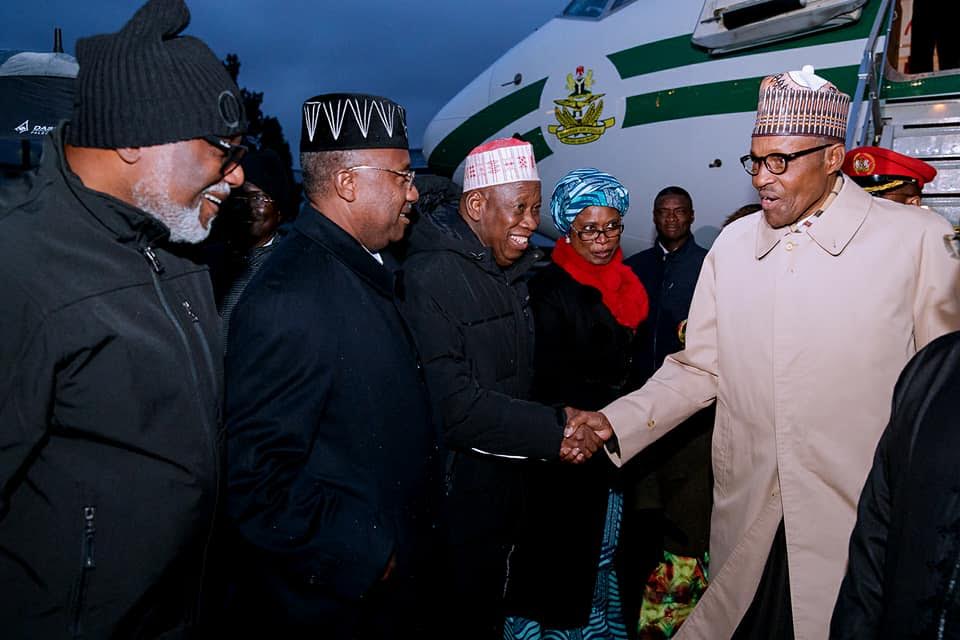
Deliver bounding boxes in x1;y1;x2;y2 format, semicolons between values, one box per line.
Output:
569;65;960;639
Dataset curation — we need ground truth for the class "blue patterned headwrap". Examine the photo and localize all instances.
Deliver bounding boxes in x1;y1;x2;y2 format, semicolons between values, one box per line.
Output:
549;168;630;234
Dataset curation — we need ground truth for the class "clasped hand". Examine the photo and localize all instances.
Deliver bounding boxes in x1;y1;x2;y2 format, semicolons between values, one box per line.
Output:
558;407;613;464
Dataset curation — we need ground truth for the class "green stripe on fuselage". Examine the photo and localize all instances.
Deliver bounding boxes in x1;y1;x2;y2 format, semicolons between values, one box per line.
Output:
608;0;879;79
884;74;960;100
426;1;880;174
427;78;548;175
623;64;859;127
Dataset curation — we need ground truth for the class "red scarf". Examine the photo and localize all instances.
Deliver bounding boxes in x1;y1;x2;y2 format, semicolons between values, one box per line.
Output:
551;239;649;329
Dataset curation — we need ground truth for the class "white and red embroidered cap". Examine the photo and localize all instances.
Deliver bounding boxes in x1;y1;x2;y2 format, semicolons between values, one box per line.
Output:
462;137;539;192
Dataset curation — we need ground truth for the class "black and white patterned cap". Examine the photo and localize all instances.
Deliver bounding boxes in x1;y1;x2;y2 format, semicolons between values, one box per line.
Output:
300;93;408;152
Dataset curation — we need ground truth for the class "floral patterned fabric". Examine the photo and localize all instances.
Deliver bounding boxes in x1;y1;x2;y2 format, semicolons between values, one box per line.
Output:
637;551;710;639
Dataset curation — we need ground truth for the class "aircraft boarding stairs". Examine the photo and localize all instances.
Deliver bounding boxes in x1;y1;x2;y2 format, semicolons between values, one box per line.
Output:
847;0;960;227
876;100;960;226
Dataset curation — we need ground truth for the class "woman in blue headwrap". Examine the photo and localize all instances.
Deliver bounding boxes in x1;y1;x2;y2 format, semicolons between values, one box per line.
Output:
504;168;649;640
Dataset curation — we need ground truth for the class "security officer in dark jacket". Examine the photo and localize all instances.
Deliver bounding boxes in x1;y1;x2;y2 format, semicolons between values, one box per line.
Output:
224;93;441;639
0;1;247;636
401;138;609;639
623;186;713;631
832;330;960;639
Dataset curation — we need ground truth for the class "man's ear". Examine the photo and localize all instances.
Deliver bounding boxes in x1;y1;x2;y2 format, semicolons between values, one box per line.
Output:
332;169;358;203
463;190;485;223
826;143;846;174
906;194;922;207
115;148;142;165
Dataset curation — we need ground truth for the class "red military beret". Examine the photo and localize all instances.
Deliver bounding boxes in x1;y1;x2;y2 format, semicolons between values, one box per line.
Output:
842;146;937;194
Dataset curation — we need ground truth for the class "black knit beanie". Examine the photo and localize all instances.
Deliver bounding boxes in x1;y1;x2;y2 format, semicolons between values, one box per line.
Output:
67;0;247;148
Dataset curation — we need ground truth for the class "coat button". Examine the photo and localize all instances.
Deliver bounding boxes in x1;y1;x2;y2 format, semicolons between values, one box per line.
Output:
785;242;794;251
647;419;656;429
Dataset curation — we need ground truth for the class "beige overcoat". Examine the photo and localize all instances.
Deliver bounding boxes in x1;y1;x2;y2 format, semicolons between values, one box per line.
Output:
604;179;960;640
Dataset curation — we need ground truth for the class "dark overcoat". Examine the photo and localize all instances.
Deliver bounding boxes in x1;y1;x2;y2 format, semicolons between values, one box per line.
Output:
223;207;440;632
505;262;641;628
832;330;960;639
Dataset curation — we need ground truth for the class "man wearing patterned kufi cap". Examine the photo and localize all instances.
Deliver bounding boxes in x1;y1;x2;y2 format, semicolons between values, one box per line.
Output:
224;92;442;637
400;138;612;638
567;65;960;639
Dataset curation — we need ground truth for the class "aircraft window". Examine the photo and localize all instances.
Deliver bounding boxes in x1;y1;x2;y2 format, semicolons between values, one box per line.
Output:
611;0;638;11
562;0;610;19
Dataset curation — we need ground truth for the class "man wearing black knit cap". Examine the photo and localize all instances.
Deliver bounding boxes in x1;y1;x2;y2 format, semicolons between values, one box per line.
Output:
224;93;440;638
0;0;246;636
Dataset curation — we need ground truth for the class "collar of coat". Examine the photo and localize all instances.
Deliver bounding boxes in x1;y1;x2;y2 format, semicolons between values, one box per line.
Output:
293;204;399;298
755;176;871;259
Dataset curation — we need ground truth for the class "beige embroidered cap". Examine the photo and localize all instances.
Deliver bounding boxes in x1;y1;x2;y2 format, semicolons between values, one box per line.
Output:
753;65;850;141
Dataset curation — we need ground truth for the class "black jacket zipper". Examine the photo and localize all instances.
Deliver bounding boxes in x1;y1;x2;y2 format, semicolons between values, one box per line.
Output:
141;245;220;619
71;505;96;637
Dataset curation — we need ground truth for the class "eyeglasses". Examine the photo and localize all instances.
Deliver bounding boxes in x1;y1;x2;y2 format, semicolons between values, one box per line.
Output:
347;165;416;187
570;222;625;242
202;135;248;176
739;143;834;176
232;193;276;207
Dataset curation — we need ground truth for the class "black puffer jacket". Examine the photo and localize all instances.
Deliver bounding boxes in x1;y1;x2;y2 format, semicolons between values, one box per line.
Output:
0;127;221;638
401;203;567;635
401;203;564;467
832;331;960;639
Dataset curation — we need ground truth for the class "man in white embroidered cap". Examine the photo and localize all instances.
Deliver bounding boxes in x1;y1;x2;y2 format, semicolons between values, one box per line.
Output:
399;138;612;638
566;66;960;639
223;93;441;638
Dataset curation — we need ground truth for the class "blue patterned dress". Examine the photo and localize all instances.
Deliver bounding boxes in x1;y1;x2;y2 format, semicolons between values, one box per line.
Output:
504;490;629;640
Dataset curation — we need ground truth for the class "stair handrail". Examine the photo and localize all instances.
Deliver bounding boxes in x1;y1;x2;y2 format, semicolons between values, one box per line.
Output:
846;0;896;149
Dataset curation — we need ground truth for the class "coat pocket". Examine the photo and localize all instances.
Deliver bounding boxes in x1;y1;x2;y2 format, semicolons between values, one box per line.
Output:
711;410;731;499
69;505;97;638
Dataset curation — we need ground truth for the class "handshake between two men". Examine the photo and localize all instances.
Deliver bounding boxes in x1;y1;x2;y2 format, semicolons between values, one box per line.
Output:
558;409;614;464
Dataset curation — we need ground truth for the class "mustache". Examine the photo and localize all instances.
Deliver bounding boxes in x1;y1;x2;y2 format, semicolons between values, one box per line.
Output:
204;181;231;200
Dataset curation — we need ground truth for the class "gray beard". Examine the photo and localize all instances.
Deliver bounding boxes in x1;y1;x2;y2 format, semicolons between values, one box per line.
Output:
132;154;223;244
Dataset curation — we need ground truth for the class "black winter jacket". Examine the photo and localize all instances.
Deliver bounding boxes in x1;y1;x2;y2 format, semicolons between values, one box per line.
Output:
0;127;222;638
832;331;960;639
401;204;564;468
401;202;567;636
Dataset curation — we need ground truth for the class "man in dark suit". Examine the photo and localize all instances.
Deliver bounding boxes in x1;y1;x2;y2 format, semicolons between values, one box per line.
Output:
223;93;440;638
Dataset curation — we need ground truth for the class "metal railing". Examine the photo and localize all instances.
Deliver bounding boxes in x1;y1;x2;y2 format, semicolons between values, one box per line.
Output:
845;0;896;149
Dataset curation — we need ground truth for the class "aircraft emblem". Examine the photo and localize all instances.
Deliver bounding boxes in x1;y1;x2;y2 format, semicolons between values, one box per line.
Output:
14;120;29;134
547;66;615;145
